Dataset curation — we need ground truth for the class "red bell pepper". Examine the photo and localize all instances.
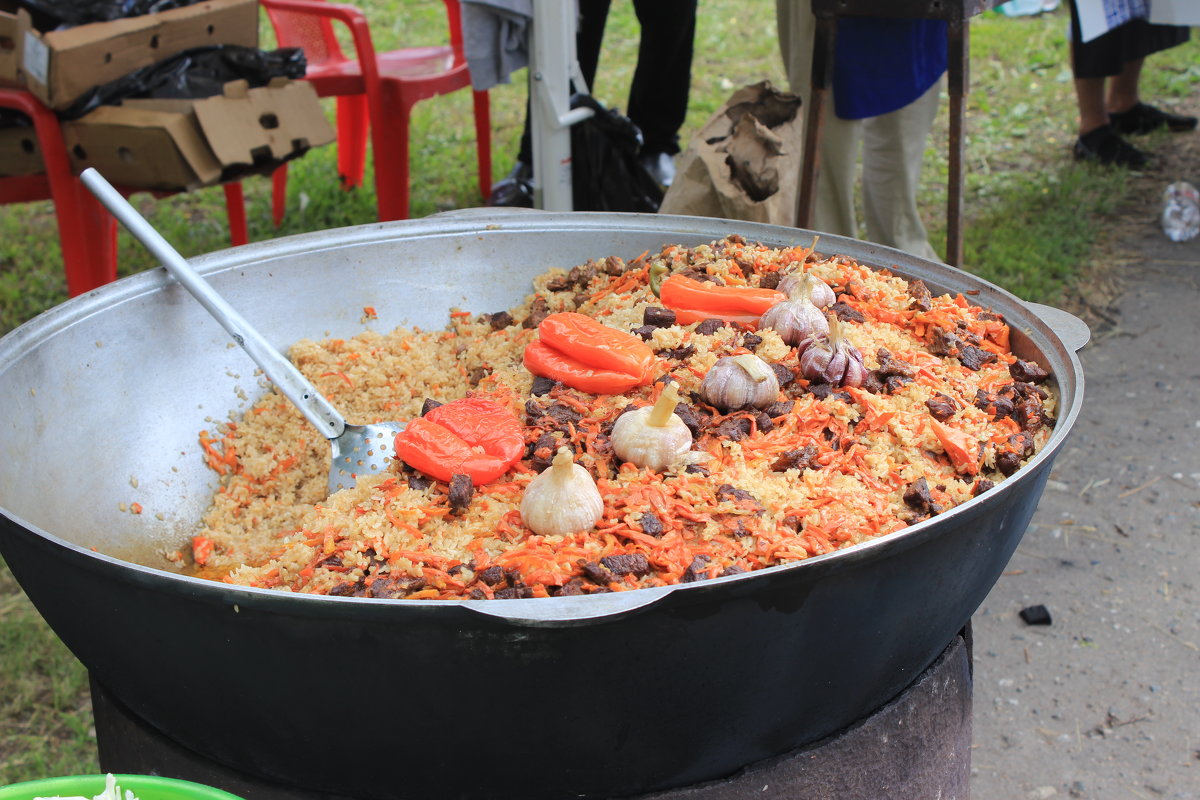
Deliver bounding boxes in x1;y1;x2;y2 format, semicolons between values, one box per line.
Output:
393;397;524;485
659;274;786;327
523;312;656;395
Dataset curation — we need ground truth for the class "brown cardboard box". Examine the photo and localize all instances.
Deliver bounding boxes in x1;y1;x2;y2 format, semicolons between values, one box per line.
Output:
0;122;42;176
0;4;19;88
18;0;258;111
63;79;335;192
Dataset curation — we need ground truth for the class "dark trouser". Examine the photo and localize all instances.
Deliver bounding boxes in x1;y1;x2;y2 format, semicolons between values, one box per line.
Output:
517;0;697;164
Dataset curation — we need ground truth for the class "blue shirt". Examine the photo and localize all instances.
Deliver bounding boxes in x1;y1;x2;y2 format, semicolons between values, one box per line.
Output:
832;18;948;120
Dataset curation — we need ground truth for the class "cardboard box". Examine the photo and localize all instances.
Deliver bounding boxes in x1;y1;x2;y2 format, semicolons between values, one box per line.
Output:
18;0;258;110
0;122;42;176
63;79;335;192
0;5;19;88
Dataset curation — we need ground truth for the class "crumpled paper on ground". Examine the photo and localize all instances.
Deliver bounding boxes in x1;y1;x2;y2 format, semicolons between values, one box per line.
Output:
659;80;803;226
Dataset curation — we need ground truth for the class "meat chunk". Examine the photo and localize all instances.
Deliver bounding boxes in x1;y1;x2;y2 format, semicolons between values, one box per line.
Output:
1010;359;1049;384
928;326;961;357
770;362;796;388
770;445;818;472
925;392;958;422
830;301;865;324
903;477;941;520
712;416;753;441
600;553;651;577
680;554;712;583
485;310;513;330
957;345;997;371
694;318;727;336
522;295;551;328
640;512;665;537
643;306;677;328
907;279;933;312
875;348;915;378
448;473;474;515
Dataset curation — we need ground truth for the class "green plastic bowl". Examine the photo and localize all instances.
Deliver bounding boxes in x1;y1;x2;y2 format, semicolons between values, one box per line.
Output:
0;774;245;800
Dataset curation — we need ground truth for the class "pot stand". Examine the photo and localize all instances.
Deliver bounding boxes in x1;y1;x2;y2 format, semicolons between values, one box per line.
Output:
91;630;972;800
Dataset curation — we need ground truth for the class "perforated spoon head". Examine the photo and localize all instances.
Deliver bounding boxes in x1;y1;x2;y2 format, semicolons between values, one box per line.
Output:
328;422;406;495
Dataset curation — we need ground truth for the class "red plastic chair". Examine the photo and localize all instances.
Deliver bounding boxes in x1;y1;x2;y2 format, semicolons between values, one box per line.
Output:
261;0;492;223
0;88;248;297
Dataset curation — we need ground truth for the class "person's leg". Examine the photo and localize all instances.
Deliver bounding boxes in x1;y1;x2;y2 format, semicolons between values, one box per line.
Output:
576;0;611;91
627;0;697;157
1074;75;1110;137
775;0;860;238
1105;57;1143;115
1067;4;1148;168
860;78;940;261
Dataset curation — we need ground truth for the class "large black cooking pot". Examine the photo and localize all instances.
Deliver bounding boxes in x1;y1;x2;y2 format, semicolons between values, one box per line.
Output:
0;212;1085;799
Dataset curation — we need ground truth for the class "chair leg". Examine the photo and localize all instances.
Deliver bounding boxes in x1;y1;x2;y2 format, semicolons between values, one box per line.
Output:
336;95;370;190
271;164;288;228
223;182;248;246
61;181;118;297
372;104;412;222
471;90;492;200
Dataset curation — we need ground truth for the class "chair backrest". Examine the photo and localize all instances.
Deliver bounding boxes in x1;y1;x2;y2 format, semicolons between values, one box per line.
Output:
264;1;349;68
265;0;468;68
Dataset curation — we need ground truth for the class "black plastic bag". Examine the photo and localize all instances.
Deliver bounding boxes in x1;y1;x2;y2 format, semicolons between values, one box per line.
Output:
59;45;307;120
569;94;663;213
0;108;32;130
18;0;202;29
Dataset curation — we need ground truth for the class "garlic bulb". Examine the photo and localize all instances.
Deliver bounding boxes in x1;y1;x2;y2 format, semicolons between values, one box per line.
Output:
611;382;693;471
799;315;867;388
758;276;830;347
699;353;780;411
520;447;605;537
776;271;835;308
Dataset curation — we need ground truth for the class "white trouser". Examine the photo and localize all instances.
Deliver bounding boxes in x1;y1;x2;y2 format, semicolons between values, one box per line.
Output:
776;0;942;262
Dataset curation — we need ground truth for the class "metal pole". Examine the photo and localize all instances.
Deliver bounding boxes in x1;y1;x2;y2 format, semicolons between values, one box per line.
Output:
529;0;593;212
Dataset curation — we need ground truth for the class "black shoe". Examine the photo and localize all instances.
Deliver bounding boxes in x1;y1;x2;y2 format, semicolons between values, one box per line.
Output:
1109;102;1198;135
639;151;676;188
486;160;534;207
1073;125;1149;169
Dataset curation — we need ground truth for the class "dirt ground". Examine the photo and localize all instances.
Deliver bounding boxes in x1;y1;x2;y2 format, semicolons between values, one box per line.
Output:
968;116;1200;798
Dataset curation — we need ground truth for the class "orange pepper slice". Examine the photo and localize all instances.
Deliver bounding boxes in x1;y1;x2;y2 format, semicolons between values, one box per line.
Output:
394;397;524;485
659;274;785;327
523;312;656;394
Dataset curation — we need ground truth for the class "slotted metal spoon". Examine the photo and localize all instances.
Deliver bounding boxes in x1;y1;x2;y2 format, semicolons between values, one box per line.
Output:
81;168;404;496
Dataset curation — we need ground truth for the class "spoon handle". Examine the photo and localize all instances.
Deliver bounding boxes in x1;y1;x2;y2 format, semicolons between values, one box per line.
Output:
80;168;346;440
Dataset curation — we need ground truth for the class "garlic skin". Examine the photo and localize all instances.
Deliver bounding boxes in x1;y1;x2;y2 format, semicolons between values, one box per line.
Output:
611;382;693;471
799;315;867;387
759;277;830;347
700;353;780;411
520;447;604;536
777;271;835;308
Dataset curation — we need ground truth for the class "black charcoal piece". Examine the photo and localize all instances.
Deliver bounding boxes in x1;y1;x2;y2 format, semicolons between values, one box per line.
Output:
1019;605;1052;626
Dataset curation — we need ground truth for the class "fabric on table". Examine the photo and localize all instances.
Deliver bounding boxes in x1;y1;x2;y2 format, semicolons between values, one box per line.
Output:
461;0;534;91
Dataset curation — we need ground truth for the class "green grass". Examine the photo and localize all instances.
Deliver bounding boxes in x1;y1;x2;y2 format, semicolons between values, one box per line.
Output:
0;559;95;784
0;0;1197;784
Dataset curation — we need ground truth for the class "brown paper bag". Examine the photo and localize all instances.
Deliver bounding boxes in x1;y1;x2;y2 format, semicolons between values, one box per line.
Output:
659;80;803;225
